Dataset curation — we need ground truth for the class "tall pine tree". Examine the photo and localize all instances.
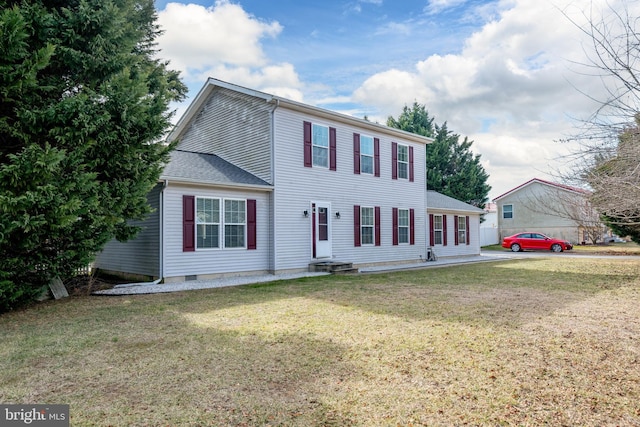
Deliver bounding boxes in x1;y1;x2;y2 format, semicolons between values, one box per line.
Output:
0;0;186;311
387;102;490;209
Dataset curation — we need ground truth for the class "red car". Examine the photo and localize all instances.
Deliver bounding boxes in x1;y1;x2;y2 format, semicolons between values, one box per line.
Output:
501;232;573;252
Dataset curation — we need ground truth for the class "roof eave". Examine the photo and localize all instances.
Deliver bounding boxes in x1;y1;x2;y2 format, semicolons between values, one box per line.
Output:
161;176;274;192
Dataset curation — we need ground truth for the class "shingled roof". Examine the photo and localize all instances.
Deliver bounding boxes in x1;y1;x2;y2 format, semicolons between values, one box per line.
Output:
161;150;271;189
427;190;484;213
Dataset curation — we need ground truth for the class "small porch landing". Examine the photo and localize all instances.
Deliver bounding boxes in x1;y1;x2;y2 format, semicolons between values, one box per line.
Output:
309;261;358;274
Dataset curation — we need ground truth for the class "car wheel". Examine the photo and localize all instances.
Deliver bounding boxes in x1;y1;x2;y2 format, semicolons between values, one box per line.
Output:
510;243;521;252
551;243;562;252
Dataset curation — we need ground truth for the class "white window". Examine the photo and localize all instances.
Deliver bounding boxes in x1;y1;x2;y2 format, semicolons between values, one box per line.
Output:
433;214;443;245
397;144;409;179
196;198;220;249
312;124;329;168
398;209;409;244
196;198;246;249
360;135;374;175
224;199;246;248
361;207;375;245
458;216;467;244
503;204;513;219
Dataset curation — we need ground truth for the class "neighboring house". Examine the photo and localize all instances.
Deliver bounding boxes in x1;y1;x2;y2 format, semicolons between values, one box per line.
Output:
493;178;600;244
95;78;437;282
426;191;485;258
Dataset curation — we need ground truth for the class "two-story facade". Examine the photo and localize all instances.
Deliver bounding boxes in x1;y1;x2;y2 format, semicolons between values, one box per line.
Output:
95;78;433;282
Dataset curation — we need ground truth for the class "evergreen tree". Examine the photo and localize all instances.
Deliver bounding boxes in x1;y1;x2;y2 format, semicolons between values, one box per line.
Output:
0;0;186;311
387;102;490;208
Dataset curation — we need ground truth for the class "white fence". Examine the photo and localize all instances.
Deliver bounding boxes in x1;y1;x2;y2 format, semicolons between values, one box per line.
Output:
480;227;500;247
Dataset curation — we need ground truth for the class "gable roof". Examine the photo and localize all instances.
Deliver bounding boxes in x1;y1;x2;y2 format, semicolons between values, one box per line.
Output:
492;178;588;202
167;78;434;146
427;190;484;214
161;150;272;190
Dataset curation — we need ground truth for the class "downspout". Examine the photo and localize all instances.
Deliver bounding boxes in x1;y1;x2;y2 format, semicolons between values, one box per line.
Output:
155;179;168;284
268;98;279;273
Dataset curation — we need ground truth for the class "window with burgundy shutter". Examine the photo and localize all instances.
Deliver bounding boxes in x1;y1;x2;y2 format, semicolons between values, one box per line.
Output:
397;208;409;244
353;134;360;174
432;214;443;245
392;207;399;245
466;216;470;245
410;208;415;245
183;195;195;252
304;121;336;170
443;215;448;246
375;206;381;246
247;199;257;250
353;205;361;247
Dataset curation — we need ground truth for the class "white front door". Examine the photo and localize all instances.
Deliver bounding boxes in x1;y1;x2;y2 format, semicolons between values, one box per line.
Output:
312;202;332;259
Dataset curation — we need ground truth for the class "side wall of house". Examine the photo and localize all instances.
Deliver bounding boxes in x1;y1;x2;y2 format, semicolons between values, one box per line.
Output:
94;183;162;279
426;210;482;258
162;183;272;281
176;87;273;183
271;107;427;271
496;182;580;242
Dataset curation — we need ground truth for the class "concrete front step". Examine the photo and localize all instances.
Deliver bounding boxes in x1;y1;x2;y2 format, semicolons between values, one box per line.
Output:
309;261;359;274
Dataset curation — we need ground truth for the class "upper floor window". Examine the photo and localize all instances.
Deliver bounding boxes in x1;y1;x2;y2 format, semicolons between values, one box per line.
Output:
360;135;374;175
312;124;329;168
503;204;513;219
397;144;409;179
304;121;336;170
392;142;414;181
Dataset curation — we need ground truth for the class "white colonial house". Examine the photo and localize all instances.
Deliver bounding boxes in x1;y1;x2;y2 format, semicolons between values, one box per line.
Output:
95;79;480;282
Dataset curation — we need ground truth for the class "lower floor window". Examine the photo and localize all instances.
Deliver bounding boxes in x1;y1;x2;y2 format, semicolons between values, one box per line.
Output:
197;197;246;249
433;215;443;245
457;216;467;245
398;209;409;244
361;207;374;245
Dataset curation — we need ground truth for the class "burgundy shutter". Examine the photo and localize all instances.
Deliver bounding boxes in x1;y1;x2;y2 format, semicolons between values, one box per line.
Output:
374;138;380;177
392;142;398;179
247;199;257;250
375;206;381;246
443;215;448;246
329;127;337;171
183;195;195;252
409;146;414;182
354;205;361;247
303;121;312;167
466;216;470;245
454;215;459;246
429;214;434;246
353;133;360;174
392;207;399;246
410;208;415;245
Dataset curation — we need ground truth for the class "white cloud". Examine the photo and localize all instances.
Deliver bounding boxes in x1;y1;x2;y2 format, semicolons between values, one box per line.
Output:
425;0;468;14
157;1;282;77
351;0;631;197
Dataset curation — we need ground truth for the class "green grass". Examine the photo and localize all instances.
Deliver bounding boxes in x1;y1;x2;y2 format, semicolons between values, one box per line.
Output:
2;257;640;426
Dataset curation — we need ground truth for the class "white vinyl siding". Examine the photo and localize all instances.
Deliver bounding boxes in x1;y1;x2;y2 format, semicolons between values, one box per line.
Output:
272;107;427;271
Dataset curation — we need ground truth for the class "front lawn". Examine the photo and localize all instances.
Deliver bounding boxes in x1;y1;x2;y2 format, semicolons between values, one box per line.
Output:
1;258;639;426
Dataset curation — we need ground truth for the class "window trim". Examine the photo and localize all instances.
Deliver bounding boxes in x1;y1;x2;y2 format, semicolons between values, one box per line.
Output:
397;143;409;180
433;214;443;245
457;215;467;245
360;135;374;175
503;204;513;219
194;197;248;250
311;123;329;169
397;208;410;244
196;196;221;250
360;206;375;245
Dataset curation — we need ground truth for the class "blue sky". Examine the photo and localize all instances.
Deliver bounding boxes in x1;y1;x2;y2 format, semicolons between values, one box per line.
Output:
153;0;630;199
